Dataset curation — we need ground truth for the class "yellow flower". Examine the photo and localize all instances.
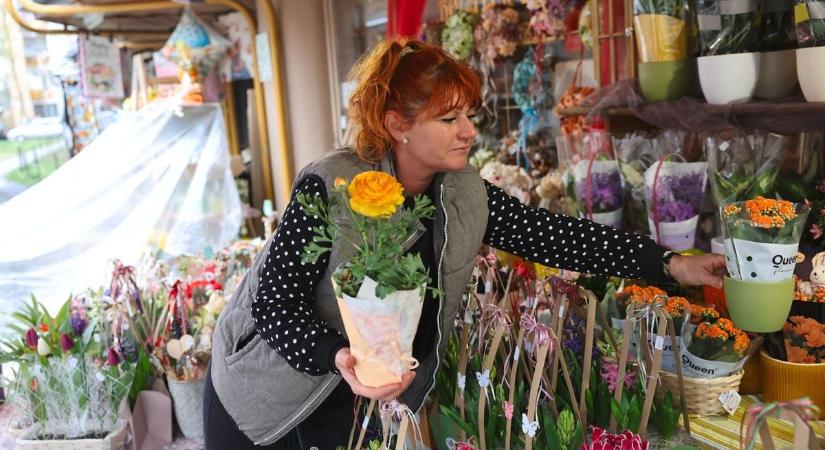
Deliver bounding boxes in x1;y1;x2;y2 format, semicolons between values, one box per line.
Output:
347;171;405;218
334;177;348;189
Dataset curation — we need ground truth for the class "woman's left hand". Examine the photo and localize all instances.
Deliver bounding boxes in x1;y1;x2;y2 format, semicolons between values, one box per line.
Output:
668;253;727;289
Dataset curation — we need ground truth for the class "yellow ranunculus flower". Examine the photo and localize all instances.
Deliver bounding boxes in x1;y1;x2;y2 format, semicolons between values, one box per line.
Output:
348;171;405;218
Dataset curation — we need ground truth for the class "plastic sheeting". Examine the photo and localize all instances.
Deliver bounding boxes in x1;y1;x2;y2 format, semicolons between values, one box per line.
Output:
0;100;242;318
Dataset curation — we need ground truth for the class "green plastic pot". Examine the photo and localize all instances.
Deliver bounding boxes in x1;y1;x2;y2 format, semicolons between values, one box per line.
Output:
723;276;794;332
637;59;695;102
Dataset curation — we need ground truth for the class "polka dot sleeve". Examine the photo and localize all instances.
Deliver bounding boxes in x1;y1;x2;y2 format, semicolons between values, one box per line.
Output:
252;175;347;376
482;181;668;282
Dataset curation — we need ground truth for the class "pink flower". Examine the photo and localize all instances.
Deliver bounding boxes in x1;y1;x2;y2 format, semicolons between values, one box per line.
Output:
582;427;648;450
600;358;636;393
504;401;514;420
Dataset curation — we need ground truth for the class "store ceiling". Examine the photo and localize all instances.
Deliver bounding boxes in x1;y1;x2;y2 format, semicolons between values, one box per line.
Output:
27;0;256;42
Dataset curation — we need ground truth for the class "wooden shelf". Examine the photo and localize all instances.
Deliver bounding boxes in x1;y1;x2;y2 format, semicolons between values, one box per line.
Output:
555;100;825;133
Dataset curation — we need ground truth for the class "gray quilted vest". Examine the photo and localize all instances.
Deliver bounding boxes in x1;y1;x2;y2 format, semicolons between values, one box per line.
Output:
210;148;489;445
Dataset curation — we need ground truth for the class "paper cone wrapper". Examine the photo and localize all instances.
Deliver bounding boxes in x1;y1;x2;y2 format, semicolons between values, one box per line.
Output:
634;14;687;63
648;216;699;251
336;276;425;387
723;238;799;281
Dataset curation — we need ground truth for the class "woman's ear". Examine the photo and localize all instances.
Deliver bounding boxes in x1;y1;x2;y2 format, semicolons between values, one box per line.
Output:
383;110;411;143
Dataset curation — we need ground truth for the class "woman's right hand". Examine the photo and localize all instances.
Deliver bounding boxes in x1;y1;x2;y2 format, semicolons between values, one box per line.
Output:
334;347;416;401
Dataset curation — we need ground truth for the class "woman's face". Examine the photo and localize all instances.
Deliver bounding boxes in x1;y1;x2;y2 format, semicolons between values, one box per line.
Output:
400;104;478;173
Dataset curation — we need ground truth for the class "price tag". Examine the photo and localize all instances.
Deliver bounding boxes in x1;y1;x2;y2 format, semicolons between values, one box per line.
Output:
559;305;565;319
719;390;742;415
514;347;521;362
485;281;493;294
719;141;731;151
654;336;665;350
362;415;370;430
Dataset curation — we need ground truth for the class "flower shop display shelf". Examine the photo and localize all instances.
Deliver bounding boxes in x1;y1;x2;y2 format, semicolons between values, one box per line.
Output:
556;100;825;134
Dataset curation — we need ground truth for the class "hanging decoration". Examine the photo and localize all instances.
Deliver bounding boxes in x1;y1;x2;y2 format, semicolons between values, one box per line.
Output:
160;9;231;84
442;10;478;60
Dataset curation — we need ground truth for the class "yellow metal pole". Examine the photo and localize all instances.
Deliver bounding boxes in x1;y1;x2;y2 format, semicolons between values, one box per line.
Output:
14;0;283;203
5;0;169;37
253;0;294;204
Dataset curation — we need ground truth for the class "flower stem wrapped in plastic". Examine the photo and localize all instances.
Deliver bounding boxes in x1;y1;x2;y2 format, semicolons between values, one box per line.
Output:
706;132;787;208
633;0;688;62
697;0;760;56
297;171;438;387
721;197;810;281
795;0;825;48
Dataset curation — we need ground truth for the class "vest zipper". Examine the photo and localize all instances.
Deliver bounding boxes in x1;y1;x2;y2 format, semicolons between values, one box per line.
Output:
421;183;448;409
256;374;340;445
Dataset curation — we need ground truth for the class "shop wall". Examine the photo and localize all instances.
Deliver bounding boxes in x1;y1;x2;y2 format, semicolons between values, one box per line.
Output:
258;0;334;212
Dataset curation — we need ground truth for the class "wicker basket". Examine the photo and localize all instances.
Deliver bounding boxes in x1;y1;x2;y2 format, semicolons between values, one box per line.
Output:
659;370;744;416
16;419;129;450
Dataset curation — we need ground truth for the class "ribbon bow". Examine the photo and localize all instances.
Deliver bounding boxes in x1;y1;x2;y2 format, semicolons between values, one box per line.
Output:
740;398;819;450
521;413;540;438
520;314;553;357
379;400;424;447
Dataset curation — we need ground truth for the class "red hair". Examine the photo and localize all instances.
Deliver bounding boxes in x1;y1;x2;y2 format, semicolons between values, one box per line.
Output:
347;38;482;162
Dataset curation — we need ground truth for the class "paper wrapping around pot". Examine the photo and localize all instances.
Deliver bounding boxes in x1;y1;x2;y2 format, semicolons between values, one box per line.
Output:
723;238;799;281
648;216;699;251
572;159;623;226
336;277;425;388
634;14;687;63
680;347;748;378
581;208;623;229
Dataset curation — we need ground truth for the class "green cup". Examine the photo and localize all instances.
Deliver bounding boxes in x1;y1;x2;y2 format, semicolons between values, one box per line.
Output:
637;59;695;102
723;276;794;332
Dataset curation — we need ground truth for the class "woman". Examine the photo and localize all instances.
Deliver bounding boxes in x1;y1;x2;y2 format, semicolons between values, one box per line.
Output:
203;38;726;449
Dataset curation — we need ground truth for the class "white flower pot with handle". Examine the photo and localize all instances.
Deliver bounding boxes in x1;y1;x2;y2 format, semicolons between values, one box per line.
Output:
698;52;761;104
797;46;825;102
755;49;798;99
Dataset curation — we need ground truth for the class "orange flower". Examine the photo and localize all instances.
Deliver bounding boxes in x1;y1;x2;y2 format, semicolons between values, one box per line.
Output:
795;317;819;336
347;171;405;218
805;328;825;348
733;331;750;355
333;177;348;189
665;297;690;317
723;205;741;216
786;344;816;364
38;323;48;332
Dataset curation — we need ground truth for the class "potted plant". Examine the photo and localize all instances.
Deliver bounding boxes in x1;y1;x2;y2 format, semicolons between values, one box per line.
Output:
755;0;798;98
633;0;693;100
795;0;825;101
298;171;437;387
721;197;810;332
696;0;761;103
760;316;825;418
644;159;708;251
0;296;134;449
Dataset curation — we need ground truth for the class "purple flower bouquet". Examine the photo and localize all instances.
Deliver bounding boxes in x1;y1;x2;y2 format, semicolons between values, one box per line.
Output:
644;161;708;250
573;160;624;229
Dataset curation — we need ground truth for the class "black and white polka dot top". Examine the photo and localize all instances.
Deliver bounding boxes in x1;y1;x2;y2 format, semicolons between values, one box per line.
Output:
252;176;668;376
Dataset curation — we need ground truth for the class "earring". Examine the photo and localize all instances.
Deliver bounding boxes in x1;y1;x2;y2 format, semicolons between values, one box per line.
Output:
402;137;409;144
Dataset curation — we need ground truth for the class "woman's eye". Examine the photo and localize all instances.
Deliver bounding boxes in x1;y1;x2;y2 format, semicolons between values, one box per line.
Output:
440;117;457;124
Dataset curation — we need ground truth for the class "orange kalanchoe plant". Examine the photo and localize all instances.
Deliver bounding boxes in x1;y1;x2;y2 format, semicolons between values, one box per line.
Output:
721;196;809;243
783;315;825;363
689;317;750;362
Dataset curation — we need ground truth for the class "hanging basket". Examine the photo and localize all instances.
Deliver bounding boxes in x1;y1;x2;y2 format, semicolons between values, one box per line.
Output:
659;370;744;416
167;376;206;439
17;419;129;450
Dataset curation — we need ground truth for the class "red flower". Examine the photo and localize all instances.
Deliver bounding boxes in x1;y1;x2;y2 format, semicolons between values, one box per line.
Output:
25;328;38;350
60;333;75;352
107;347;120;366
38;323;49;333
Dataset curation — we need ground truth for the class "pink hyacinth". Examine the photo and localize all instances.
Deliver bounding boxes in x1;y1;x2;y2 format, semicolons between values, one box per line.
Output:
600;358;636;393
504;401;514;420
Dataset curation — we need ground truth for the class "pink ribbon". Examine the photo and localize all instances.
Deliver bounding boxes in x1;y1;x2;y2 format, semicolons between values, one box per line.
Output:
519;314;553;357
478;303;512;361
740;398;819;450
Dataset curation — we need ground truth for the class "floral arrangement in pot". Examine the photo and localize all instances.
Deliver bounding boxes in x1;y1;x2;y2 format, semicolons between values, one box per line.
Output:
561;131;624;229
644;157;708;252
0;296;135;444
721;197;810;332
632;0;692;100
695;0;762;103
795;0;825;101
298;171;438;388
754;0;798;98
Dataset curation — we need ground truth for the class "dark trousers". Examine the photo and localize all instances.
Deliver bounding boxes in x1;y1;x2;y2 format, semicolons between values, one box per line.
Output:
203;365;375;450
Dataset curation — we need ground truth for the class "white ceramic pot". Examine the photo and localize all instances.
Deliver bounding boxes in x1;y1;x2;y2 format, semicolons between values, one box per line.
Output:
797;46;825;102
755;49;798;99
698;52;761;104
